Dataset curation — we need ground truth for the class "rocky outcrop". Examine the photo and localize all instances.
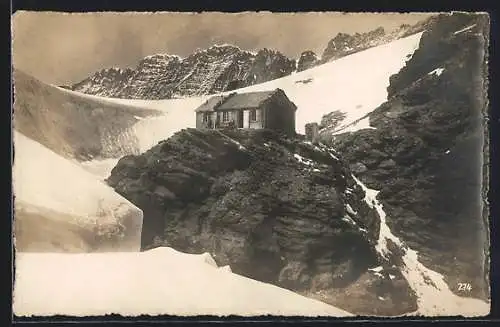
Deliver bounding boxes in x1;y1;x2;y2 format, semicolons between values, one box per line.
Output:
106;128;417;315
320;20;430;64
329;13;490;300
322;27;385;62
297;51;319;72
71;46;296;100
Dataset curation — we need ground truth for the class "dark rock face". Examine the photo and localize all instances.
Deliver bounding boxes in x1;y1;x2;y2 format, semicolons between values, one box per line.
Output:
297;51;319;72
107;128;416;315
71;46;295;100
322;28;385;62
329;13;490;300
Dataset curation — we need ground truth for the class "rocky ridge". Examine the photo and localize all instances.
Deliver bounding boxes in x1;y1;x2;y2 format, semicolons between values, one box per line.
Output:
71;46;296;100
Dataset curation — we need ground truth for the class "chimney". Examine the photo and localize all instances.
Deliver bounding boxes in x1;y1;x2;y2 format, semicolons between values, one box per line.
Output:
305;123;319;143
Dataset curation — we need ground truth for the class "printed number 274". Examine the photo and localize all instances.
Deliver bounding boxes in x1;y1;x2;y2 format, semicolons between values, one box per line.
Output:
458;283;472;292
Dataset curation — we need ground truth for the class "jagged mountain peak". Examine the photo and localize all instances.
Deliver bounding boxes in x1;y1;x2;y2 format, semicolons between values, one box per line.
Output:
142;53;182;61
90;67;134;78
97;67;133;73
194;43;244;55
297;50;319;72
71;43;296;99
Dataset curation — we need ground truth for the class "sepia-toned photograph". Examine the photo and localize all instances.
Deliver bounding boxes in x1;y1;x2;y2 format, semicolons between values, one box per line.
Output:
11;10;490;318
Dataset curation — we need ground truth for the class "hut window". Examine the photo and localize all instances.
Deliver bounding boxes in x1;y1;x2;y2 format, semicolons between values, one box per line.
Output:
250;109;257;122
203;113;209;122
223;111;229;122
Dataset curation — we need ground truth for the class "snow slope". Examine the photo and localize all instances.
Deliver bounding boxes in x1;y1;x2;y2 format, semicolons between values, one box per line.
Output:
13;247;352;317
13;69;163;164
13;131;143;252
352;175;490;317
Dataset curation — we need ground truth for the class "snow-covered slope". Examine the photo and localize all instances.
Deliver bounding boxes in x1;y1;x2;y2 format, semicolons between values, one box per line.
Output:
13;247;352;317
13;69;163;164
13;131;143;252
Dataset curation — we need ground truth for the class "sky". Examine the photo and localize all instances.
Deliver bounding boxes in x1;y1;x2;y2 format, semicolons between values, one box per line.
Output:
12;11;432;85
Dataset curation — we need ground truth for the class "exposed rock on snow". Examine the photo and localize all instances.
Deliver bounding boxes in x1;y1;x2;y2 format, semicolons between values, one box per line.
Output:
13;247;352;317
13;131;143;252
320;20;429;64
321;27;386;62
297;51;319;72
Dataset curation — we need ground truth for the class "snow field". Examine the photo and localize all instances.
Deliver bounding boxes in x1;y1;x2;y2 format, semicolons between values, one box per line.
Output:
13;247;352;317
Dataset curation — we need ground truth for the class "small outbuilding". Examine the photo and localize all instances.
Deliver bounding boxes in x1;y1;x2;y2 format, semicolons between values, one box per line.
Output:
195;88;297;134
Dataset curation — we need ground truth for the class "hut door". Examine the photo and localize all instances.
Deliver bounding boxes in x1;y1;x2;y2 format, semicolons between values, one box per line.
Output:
237;111;244;128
